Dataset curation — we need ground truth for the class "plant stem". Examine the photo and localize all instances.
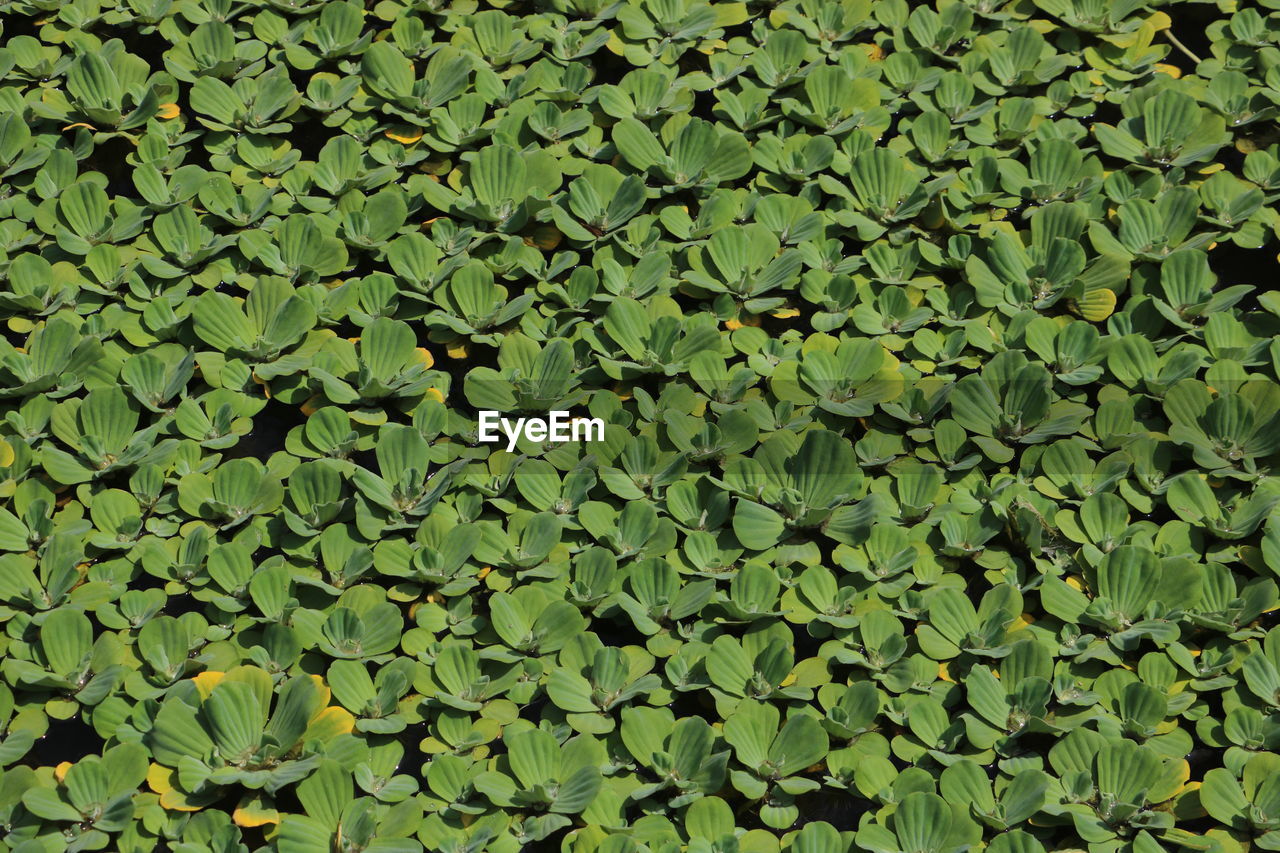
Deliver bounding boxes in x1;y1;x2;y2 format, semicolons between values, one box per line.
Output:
1162;29;1203;64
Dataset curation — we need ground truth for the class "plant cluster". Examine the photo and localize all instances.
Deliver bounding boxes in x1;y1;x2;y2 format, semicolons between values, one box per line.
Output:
2;0;1280;851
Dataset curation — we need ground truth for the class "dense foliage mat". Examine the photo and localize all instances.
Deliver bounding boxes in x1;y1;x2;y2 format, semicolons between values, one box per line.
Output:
5;0;1280;851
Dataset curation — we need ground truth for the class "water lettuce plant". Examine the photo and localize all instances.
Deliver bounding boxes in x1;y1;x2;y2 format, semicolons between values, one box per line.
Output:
0;0;1279;852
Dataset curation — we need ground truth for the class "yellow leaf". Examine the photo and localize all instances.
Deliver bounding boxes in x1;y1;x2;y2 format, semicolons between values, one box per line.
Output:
54;761;72;783
306;706;356;740
1073;288;1117;322
149;765;203;812
233;795;280;827
300;395;323;417
62;122;96;131
385;127;423;144
771;308;800;318
250;372;272;399
0;439;14;468
157;103;181;119
147;764;174;794
1065;575;1085;591
780;672;797;687
1009;613;1035;632
605;31;625;56
232;806;278;827
425;387;444;403
412;347;435;368
159;787;203;812
724;317;743;330
1147;11;1172;30
862;43;885;62
613;383;633;401
307;674;332;708
525;225;562;250
938;662;953;683
477;567;492;580
1106;17;1158;49
447;341;470;359
192;671;225;699
1153;63;1182;78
